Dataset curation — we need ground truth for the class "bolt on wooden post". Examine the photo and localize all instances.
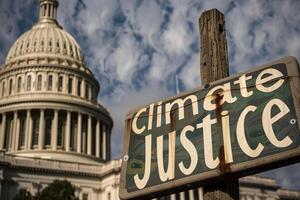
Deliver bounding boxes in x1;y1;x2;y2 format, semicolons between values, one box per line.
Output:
199;8;239;200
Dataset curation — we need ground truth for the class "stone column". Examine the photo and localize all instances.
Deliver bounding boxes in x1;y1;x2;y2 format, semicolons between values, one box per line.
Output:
51;109;58;150
107;128;111;160
180;192;185;200
38;109;45;150
92;188;101;200
189;190;195;200
102;124;107;160
65;111;71;151
50;3;53;19
77;113;82;153
87;115;92;155
11;111;18;151
27;111;33;150
14;113;20;151
88;86;92;100
25;110;30;150
70;77;75;96
170;194;176;200
96;120;100;157
0;113;6;150
81;79;85;98
198;188;203;200
112;185;119;200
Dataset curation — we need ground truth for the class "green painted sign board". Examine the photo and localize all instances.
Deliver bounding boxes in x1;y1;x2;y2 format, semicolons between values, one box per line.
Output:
120;57;300;199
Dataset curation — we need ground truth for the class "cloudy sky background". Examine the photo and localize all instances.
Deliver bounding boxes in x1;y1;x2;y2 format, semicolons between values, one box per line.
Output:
1;0;300;190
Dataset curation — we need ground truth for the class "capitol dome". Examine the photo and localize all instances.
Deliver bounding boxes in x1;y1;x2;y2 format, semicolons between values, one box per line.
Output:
0;0;113;165
6;21;84;67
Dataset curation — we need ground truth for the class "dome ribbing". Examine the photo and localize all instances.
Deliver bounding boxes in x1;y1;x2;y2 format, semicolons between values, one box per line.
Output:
5;0;85;67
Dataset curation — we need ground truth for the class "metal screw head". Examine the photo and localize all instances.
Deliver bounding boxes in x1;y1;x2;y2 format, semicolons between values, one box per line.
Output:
123;155;129;162
290;119;296;125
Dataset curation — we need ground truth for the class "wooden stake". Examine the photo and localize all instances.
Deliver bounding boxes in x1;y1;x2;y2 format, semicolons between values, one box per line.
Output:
199;9;229;85
199;8;239;200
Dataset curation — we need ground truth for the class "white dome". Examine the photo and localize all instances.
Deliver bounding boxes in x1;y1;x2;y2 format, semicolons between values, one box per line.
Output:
5;23;84;66
5;0;85;67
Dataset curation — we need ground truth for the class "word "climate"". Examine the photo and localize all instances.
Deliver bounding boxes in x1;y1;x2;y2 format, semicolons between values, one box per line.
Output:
131;67;292;190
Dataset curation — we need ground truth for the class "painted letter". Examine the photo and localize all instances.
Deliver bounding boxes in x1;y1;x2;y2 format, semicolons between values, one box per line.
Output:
148;103;154;130
157;131;176;182
156;101;163;128
221;111;233;163
203;82;237;111
237;105;264;157
263;98;292;147
179;125;198;175
132;108;147;134
134;134;152;189
256;68;284;93
197;114;219;169
165;95;199;124
234;74;253;97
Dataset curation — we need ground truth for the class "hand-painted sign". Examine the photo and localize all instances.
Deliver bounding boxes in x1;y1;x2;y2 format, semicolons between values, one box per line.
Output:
120;57;300;199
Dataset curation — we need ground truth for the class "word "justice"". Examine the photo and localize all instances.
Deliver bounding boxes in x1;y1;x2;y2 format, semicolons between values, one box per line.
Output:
131;67;292;190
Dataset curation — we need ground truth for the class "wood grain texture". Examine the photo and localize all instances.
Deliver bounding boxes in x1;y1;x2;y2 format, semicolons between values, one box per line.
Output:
199;8;239;200
199;9;229;85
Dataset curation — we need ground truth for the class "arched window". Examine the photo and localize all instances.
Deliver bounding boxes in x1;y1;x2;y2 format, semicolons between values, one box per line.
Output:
81;116;88;153
19;115;26;147
91;87;96;101
83;193;89;200
44;110;53;147
8;79;13;95
58;76;63;92
45;116;52;146
4;117;13;150
2;82;5;96
27;75;31;91
37;75;42;91
17;77;22;93
85;83;89;99
32;115;40;147
57;112;66;147
48;75;53;91
70;114;77;151
68;77;73;94
77;79;81;96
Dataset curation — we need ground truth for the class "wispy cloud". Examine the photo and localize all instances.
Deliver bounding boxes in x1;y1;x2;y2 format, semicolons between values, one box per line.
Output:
0;0;300;189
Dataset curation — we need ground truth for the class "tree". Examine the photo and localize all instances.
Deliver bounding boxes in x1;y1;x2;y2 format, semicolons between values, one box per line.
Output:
39;180;78;200
14;180;78;200
13;189;34;200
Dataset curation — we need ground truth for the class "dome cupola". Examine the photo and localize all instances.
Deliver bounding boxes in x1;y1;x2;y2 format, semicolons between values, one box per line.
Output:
38;0;59;23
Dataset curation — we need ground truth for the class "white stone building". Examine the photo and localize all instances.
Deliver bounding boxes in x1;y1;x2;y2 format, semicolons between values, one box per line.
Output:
0;1;300;200
0;0;120;199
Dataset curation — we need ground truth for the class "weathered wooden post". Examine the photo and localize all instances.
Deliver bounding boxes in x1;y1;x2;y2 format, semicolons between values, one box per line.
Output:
199;9;229;83
199;8;239;200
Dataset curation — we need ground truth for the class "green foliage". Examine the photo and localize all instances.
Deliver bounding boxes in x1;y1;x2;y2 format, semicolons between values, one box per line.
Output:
14;180;78;200
13;189;34;200
39;180;77;200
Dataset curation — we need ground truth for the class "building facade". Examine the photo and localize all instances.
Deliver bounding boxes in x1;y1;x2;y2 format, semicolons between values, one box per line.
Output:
0;0;118;199
0;0;112;164
0;1;300;200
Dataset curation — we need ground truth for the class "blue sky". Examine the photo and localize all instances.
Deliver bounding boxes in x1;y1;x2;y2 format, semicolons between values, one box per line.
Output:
1;0;300;190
